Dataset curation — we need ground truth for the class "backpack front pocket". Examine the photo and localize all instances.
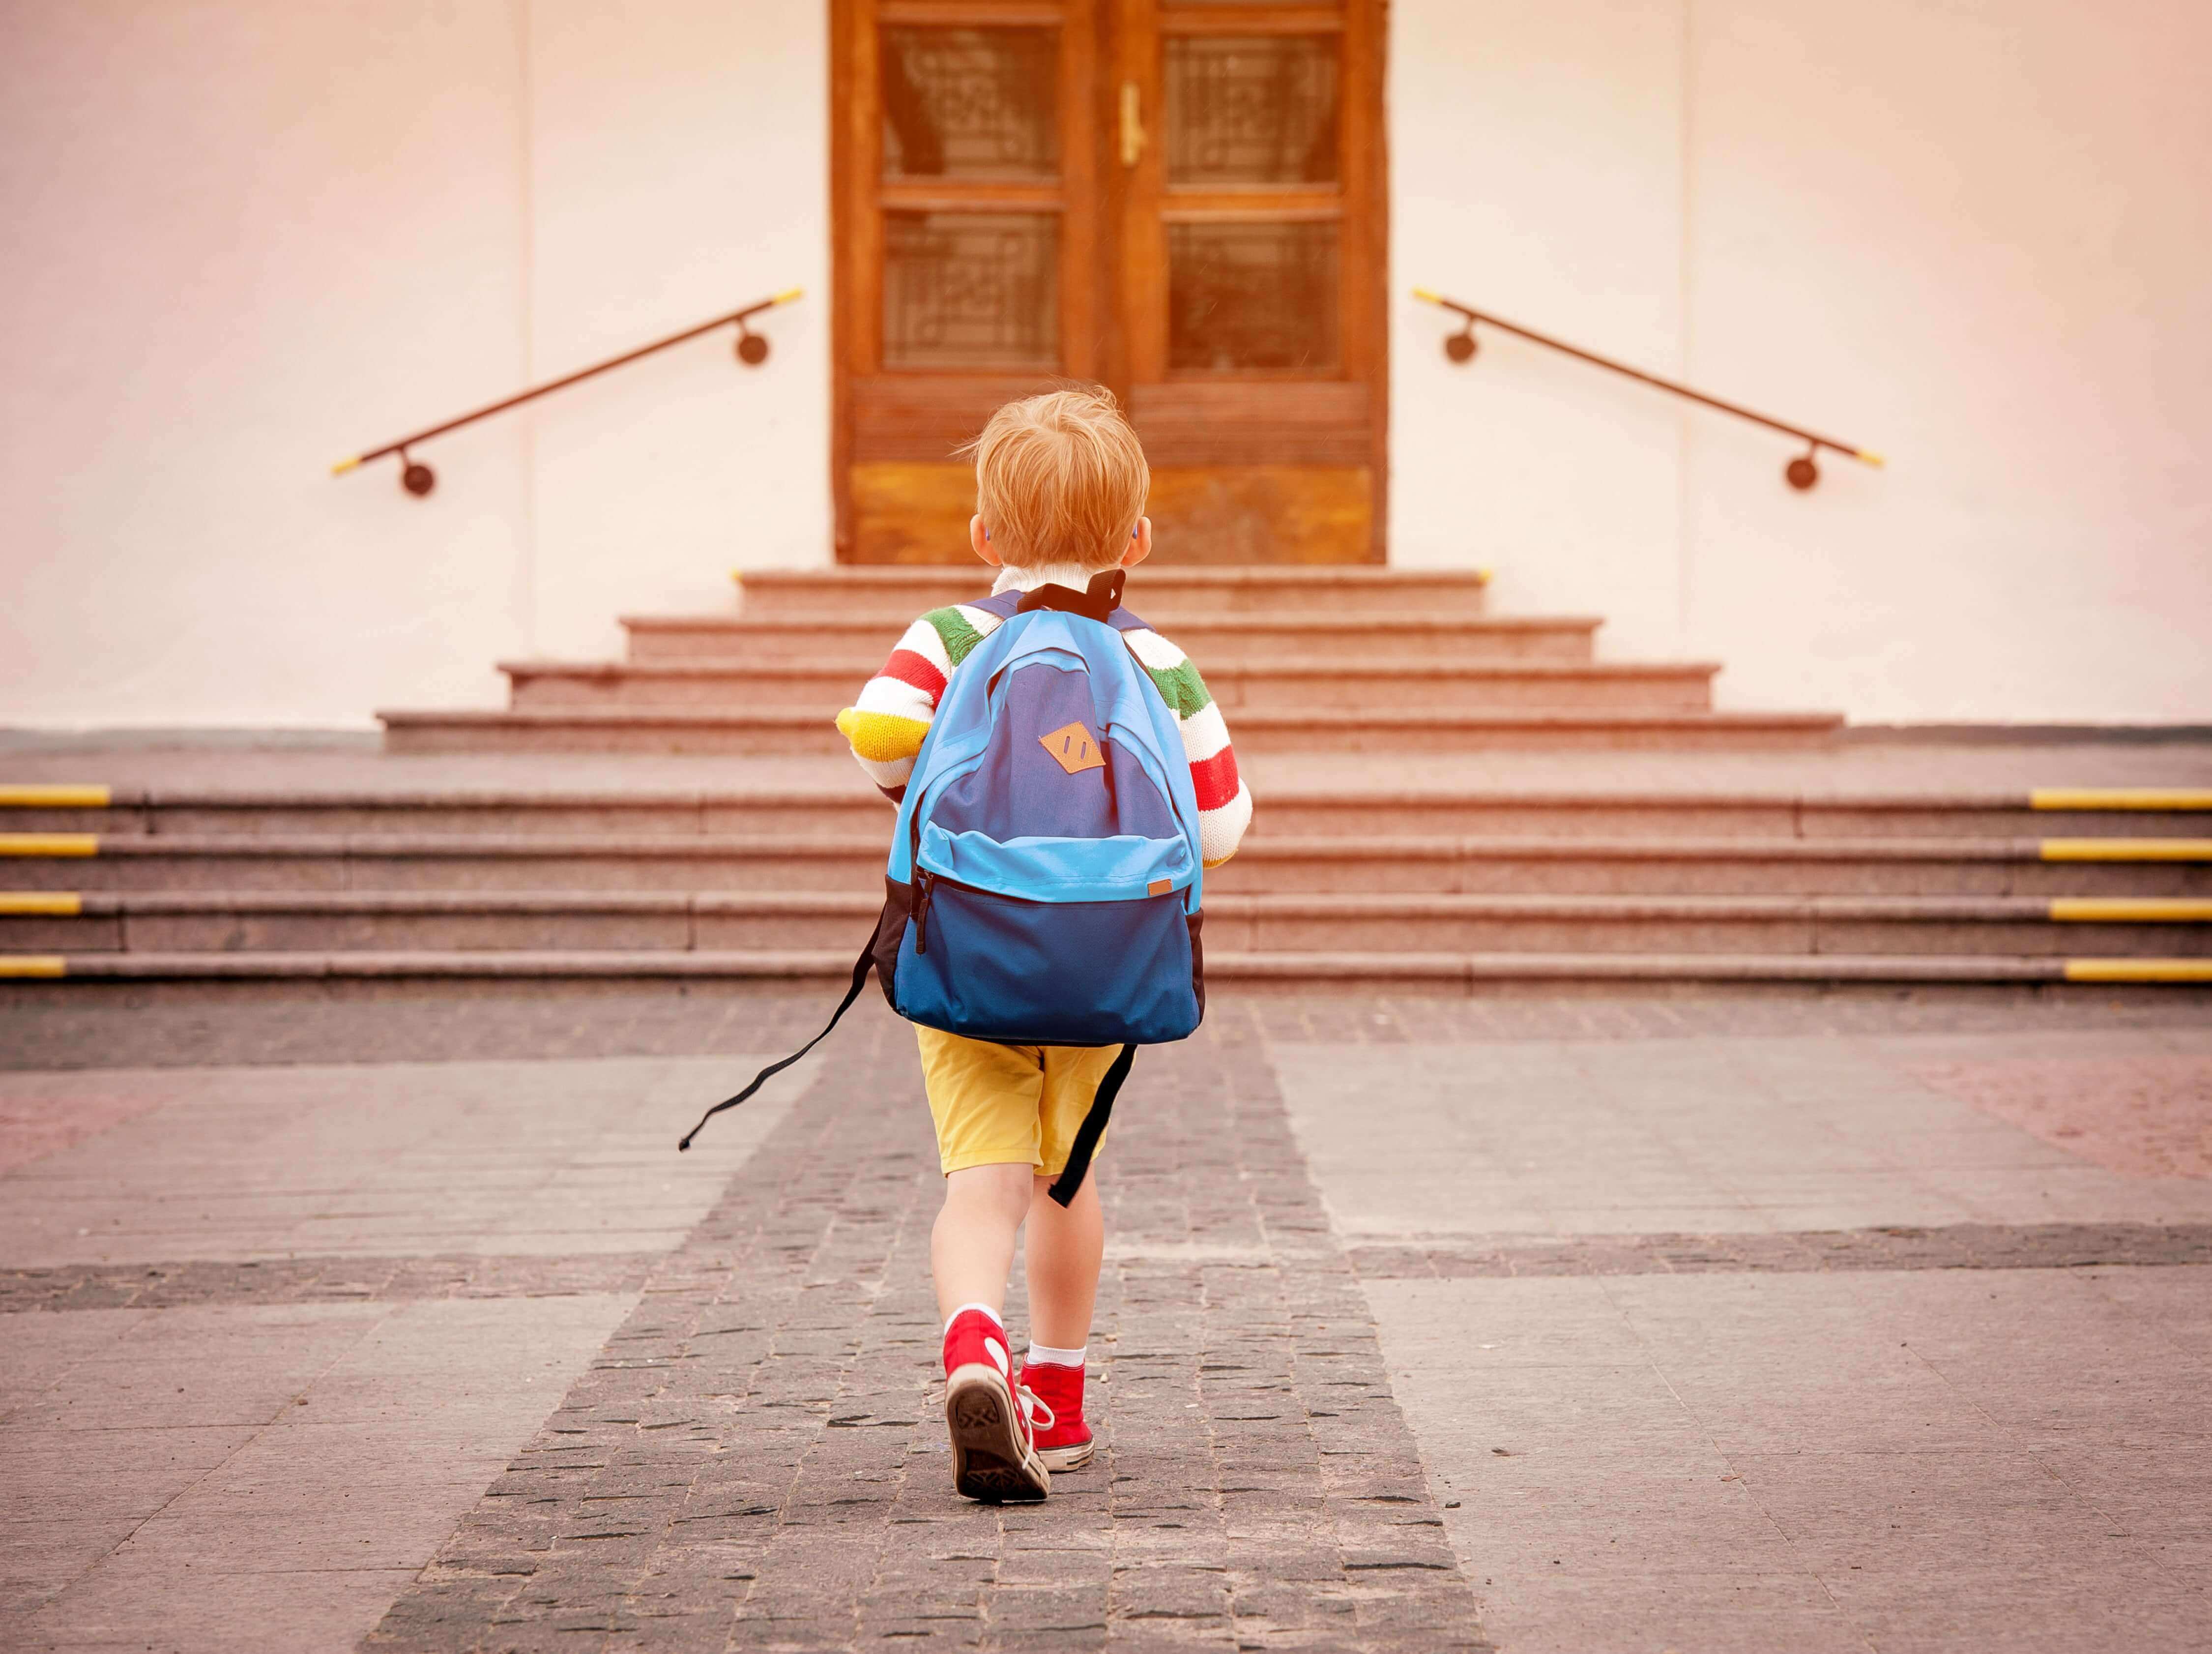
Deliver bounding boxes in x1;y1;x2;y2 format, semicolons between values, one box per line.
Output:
894;875;1200;1046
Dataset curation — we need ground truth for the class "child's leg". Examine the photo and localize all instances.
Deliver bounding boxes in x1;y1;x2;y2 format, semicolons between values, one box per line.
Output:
931;1161;1034;1323
1014;1048;1115;1475
917;1029;1056;1501
1024;1169;1102;1349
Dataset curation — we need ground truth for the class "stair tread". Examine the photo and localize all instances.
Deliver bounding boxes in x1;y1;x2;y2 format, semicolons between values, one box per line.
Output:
501;658;1719;680
26;948;2212;983
379;706;1841;729
23;831;2206;859
730;566;1492;587
624;612;1584;632
16;783;2207;811
29;890;2212;918
27;830;2154;857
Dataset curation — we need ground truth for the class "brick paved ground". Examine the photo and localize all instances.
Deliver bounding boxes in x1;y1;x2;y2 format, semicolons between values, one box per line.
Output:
4;986;2210;1653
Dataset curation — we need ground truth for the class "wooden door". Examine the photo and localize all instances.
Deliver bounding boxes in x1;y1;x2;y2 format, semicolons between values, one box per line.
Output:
833;0;1385;563
1113;0;1386;562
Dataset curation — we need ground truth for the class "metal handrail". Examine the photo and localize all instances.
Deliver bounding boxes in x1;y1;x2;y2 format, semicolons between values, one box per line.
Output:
1413;288;1882;491
332;288;803;497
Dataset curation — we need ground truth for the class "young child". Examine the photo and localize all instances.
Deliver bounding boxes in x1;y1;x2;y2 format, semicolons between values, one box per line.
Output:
836;386;1252;1501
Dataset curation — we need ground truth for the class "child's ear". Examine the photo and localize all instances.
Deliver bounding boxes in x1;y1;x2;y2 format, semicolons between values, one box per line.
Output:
970;514;1001;567
1119;516;1153;569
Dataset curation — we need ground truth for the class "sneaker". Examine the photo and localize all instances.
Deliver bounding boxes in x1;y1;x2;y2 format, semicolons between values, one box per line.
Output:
1017;1359;1094;1472
942;1309;1048;1503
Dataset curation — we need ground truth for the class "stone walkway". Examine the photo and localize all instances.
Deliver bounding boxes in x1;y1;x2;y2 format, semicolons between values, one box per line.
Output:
358;1006;1478;1654
2;992;2208;1652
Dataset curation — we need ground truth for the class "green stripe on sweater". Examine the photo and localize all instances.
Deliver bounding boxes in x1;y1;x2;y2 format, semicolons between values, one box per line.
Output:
926;604;1212;718
923;606;989;669
1141;657;1213;718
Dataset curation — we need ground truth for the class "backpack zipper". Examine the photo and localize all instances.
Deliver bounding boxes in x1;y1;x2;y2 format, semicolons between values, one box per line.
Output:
912;871;934;955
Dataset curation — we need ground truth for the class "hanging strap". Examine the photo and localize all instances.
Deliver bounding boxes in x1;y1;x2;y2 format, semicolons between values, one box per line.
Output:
1046;1042;1135;1207
677;937;875;1151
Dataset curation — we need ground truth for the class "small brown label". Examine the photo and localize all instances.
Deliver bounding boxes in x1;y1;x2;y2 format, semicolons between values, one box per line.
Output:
1040;722;1106;775
1147;878;1173;897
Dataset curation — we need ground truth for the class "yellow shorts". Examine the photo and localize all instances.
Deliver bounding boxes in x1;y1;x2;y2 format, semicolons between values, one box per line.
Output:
915;1026;1121;1177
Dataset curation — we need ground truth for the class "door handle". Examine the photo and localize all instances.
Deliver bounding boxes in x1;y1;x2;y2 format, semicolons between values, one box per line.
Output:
1119;80;1145;168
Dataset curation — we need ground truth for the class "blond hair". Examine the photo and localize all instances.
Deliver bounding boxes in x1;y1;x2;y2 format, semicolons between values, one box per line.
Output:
961;385;1150;576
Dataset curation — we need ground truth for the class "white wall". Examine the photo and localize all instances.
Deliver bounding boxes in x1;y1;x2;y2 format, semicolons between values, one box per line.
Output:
0;0;828;729
1392;0;2212;723
8;1;2207;727
525;0;828;665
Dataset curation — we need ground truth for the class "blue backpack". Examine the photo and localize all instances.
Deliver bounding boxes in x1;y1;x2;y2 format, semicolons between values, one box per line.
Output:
681;570;1206;1204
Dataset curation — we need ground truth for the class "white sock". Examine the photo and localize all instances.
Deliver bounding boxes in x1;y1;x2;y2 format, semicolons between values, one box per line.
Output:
1026;1341;1086;1369
944;1302;1003;1335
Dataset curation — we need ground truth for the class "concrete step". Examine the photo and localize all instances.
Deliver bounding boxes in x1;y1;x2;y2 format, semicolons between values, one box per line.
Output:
622;614;1597;668
8;890;2207;959
377;707;1844;757
8;786;2207;841
500;660;1719;715
728;564;1494;621
7;947;2209;987
9;832;2210;896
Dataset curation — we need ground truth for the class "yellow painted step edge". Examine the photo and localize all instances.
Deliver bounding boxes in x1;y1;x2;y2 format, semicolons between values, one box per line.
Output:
0;892;81;916
0;955;66;978
2064;958;2212;984
2033;788;2212;811
0;834;99;857
0;785;111;809
2040;839;2212;862
2050;898;2212;922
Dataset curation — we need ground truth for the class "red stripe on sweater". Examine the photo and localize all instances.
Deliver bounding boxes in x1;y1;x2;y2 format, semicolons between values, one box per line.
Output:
1190;745;1241;813
878;648;947;700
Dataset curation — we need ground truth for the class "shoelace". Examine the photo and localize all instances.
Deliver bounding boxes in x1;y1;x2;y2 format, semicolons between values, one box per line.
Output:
1018;1385;1057;1436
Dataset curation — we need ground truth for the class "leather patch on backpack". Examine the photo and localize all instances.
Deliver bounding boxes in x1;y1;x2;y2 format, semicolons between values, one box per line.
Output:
1148;878;1173;897
1040;722;1106;775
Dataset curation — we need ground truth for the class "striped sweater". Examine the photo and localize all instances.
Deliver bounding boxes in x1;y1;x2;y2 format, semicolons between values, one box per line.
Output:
835;583;1254;868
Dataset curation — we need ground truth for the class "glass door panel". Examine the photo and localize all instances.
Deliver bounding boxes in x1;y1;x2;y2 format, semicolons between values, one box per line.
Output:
1164;33;1338;185
883;212;1061;369
881;26;1061;180
1167;219;1338;371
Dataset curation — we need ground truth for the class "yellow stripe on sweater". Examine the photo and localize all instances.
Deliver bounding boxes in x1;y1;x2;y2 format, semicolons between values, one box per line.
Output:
0;835;99;857
837;708;930;765
2050;898;2212;922
0;785;111;808
2039;839;2212;861
2063;958;2212;983
2032;789;2212;812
